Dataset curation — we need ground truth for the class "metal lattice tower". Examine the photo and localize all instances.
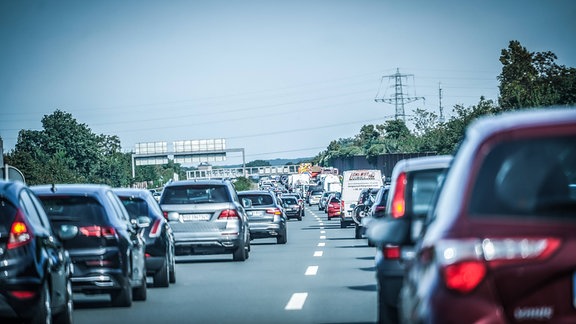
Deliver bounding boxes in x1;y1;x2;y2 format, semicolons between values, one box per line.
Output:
374;68;425;121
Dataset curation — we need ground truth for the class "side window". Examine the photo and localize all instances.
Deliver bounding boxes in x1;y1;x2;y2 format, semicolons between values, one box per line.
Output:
107;191;129;223
20;190;48;232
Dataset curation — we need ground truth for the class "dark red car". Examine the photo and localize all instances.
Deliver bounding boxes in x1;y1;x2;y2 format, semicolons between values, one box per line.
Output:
386;108;576;323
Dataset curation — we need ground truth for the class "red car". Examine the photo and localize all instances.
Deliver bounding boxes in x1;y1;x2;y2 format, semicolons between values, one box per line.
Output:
326;196;342;220
373;107;576;323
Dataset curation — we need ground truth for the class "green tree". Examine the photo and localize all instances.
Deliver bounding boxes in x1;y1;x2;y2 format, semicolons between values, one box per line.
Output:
246;160;271;167
233;176;253;191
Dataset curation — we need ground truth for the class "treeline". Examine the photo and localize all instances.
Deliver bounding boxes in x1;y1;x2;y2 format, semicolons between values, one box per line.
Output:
4;40;576;186
312;40;576;166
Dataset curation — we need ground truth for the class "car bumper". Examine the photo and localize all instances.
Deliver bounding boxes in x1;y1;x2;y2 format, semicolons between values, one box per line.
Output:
174;236;242;255
249;223;284;239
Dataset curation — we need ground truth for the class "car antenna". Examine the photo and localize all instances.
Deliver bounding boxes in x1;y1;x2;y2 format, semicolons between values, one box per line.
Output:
50;183;56;193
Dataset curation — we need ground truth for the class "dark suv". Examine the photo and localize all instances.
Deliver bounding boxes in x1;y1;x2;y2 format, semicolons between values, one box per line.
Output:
33;184;149;307
238;190;288;244
114;188;176;287
367;155;452;324
0;181;75;323
159;179;250;261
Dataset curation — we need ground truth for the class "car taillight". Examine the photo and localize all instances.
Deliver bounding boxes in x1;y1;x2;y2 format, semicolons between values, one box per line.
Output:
8;209;33;249
391;172;406;218
266;208;282;215
148;219;162;238
218;209;240;219
162;211;168;220
9;290;36;299
437;237;560;293
383;245;401;259
79;226;117;238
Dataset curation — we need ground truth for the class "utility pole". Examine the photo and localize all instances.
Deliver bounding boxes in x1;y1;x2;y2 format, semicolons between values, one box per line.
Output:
374;68;425;121
438;82;445;123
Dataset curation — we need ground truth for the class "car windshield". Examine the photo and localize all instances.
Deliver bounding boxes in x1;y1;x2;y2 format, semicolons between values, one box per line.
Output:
40;196;107;225
162;185;229;204
238;194;274;206
469;135;576;218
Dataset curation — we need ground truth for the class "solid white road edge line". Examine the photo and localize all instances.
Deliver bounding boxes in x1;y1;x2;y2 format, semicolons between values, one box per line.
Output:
285;293;308;310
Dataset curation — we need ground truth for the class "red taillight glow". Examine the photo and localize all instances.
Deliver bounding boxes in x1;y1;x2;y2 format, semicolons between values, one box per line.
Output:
437;237;560;294
383;245;401;260
266;208;282;215
443;261;486;293
391;172;406;218
162;211;168;220
149;219;162;238
79;226;117;238
8;210;33;249
10;290;36;299
218;209;240;219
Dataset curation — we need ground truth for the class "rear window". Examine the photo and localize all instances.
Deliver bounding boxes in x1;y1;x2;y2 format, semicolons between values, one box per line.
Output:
118;197;148;219
469;136;576;219
312;191;323;195
0;198;17;227
39;196;107;225
282;197;298;205
238;194;274;206
162;185;230;204
410;170;447;216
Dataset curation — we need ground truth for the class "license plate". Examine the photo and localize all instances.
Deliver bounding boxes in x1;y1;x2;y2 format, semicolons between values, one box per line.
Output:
181;214;210;221
248;211;264;217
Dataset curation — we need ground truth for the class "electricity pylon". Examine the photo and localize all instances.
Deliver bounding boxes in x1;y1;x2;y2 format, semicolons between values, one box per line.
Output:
374;68;425;121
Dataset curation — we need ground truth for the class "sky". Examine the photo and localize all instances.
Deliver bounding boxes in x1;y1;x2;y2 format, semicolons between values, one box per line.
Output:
1;0;575;166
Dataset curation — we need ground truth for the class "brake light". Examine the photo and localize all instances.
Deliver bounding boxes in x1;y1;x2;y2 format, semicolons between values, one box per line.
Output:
218;209;240;219
383;245;400;260
162;211;168;220
437;237;560;293
391;172;406;218
149;219;162;238
266;208;282;215
79;226;117;238
9;290;36;299
8;210;33;249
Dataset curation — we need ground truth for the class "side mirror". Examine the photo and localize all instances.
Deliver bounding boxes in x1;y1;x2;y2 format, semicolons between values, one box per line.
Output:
132;216;151;229
242;198;252;208
350;203;356;209
365;218;409;247
56;224;78;240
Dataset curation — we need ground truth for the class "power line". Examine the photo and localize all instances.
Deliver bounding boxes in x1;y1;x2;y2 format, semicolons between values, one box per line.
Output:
374;68;425;121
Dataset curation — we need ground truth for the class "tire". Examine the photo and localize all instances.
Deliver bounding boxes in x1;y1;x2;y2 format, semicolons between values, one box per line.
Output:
133;268;147;301
154;257;170;288
232;239;247;261
53;279;73;324
355;224;363;239
110;279;132;307
32;282;51;324
277;230;287;244
340;221;347;229
169;252;176;284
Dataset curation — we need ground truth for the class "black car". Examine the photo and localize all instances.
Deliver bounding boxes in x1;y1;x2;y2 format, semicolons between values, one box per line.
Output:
114;188;176;287
0;181;75;324
352;187;380;239
238;190;287;244
33;184;149;307
280;195;303;221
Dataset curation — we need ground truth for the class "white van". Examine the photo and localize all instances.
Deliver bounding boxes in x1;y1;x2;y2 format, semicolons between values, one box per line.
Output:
340;170;384;228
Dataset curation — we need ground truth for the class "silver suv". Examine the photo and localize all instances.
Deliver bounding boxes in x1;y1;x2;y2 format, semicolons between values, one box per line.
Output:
159;179;250;261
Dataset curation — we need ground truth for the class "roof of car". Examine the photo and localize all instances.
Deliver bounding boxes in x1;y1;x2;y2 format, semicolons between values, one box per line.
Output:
237;190;274;195
394;155;453;173
31;183;112;195
164;179;231;187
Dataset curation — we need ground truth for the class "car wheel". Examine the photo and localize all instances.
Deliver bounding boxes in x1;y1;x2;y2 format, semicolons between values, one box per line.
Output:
297;215;302;221
232;239;247;261
110;278;132;307
133;269;147;301
154;257;170;288
32;282;51;324
354;224;363;239
277;230;287;244
340;221;347;229
53;278;73;324
169;249;176;284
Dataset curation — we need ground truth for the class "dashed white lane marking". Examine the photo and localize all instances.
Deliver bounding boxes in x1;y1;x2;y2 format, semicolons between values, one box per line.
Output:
317;242;325;247
314;251;323;257
285;293;308;310
305;266;319;275
320;230;325;234
320;235;326;240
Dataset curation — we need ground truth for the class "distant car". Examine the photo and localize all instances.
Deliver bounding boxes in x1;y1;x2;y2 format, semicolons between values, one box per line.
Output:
114;188;176;287
237;190;287;244
326;196;342;220
308;189;323;206
159;179;250;261
318;191;335;211
33;184;149;307
280;195;303;221
368;155;452;324
283;192;305;216
352;187;380;239
0;181;75;324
